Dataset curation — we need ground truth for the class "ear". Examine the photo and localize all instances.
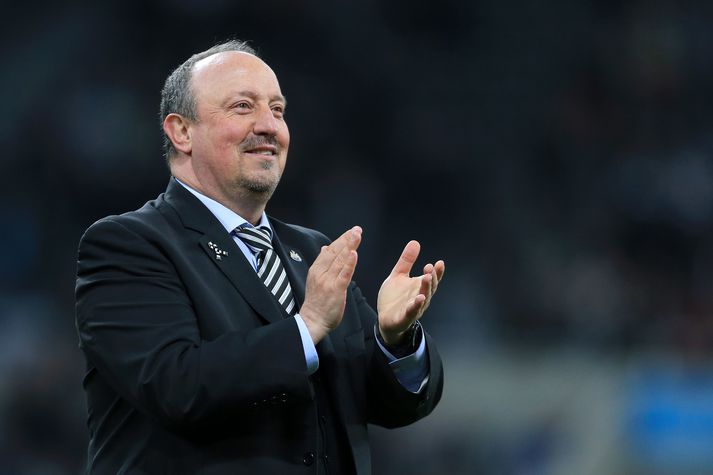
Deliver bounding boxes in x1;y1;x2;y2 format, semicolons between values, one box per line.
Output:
163;113;193;154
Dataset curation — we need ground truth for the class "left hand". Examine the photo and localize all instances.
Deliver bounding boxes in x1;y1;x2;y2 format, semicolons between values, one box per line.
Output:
377;240;445;345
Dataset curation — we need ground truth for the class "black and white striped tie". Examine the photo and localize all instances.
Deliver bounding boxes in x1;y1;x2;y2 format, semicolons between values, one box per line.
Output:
233;225;297;316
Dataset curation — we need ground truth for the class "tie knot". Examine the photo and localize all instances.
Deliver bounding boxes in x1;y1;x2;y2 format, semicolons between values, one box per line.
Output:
234;225;273;253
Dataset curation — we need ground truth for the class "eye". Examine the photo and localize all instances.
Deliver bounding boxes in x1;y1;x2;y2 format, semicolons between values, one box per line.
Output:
271;105;286;118
232;101;252;112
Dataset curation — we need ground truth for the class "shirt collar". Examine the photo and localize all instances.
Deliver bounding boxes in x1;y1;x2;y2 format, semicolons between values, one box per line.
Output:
174;178;272;234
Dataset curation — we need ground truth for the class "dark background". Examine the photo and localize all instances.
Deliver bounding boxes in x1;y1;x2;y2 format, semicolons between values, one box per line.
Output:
3;1;713;473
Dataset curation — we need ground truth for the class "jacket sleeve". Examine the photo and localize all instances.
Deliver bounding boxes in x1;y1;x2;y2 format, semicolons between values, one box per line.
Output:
75;217;314;432
349;284;444;429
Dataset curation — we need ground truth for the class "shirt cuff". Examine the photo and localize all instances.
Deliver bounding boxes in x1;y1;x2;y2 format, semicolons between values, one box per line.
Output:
294;314;319;374
374;325;429;393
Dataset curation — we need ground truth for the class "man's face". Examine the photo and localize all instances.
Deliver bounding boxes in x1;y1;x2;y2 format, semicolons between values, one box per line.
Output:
188;51;290;202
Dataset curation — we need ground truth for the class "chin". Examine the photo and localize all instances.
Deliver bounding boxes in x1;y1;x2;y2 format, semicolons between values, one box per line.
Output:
239;177;279;197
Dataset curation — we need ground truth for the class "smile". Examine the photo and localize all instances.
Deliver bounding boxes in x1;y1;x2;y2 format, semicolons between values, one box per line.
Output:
243;146;277;156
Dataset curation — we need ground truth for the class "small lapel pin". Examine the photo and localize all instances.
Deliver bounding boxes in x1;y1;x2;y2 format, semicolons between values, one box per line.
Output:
208;241;228;260
289;250;302;262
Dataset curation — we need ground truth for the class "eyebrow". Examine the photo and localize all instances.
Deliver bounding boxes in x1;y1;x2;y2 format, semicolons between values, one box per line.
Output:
224;90;287;108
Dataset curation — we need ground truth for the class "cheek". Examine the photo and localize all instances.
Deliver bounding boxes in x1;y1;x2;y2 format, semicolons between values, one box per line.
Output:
192;127;223;155
215;128;244;151
280;122;290;148
208;119;249;150
200;131;240;170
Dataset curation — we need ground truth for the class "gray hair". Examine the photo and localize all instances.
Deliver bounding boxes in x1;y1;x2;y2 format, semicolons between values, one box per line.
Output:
159;40;258;160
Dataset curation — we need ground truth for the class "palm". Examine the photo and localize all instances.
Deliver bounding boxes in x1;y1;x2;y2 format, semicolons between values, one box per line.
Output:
377;273;423;333
376;240;445;345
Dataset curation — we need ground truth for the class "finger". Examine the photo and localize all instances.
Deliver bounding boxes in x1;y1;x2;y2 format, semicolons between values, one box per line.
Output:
426;260;443;292
336;250;358;287
308;245;331;275
310;227;361;275
419;271;436;314
434;260;445;281
430;266;439;297
390;240;420;276
330;225;361;251
310;243;348;277
418;272;432;300
419;262;437;294
403;293;427;322
329;239;358;279
350;226;362;251
423;263;434;275
329;226;361;261
423;261;445;313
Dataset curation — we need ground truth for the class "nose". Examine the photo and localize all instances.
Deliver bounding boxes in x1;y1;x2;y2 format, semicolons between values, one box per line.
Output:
253;105;279;136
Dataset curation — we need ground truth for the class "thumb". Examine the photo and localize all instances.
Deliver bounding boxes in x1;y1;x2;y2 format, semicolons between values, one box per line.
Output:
390;240;420;276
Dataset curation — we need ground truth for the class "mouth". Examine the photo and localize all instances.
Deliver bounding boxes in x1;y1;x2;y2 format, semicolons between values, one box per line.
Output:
243;145;278;157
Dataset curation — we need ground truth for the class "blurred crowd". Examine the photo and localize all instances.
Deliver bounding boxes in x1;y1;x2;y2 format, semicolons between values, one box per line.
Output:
2;1;713;473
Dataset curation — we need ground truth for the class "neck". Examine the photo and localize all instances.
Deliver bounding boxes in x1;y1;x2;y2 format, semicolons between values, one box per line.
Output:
221;187;268;225
172;170;267;226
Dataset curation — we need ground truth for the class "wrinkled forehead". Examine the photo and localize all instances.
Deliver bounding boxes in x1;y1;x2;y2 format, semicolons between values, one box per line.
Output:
190;51;282;102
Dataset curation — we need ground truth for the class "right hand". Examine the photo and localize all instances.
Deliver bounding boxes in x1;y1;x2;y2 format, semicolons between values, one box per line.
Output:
299;226;362;344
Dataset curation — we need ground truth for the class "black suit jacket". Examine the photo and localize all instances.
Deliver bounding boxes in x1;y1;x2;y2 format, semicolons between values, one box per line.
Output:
75;178;443;474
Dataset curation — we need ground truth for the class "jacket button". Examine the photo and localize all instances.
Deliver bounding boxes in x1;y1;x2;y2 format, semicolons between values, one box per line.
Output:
302;451;315;466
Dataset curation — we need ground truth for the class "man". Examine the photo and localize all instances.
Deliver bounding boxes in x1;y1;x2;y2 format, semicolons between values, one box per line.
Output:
75;40;445;474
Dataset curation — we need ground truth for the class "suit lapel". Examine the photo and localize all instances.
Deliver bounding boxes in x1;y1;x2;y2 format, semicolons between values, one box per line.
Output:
197;235;285;324
163;178;285;324
271;227;308;309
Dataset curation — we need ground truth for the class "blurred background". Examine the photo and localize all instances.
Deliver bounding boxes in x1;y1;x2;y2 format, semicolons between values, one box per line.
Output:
3;0;713;473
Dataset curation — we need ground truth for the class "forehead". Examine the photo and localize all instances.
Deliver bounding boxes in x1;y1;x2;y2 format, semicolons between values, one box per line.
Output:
190;51;283;104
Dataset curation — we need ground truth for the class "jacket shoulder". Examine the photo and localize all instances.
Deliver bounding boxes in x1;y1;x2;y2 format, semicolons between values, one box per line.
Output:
79;193;174;242
269;218;331;246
